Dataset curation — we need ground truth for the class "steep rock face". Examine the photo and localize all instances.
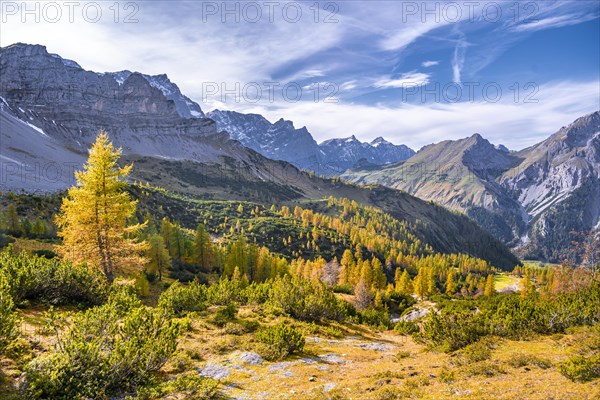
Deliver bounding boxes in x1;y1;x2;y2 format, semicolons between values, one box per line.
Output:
0;43;289;193
342;134;525;239
0;43;520;269
207;110;323;171
499;112;600;260
106;71;204;118
208;110;414;175
342;112;600;262
319;136;415;173
369;137;416;164
0;43;203;121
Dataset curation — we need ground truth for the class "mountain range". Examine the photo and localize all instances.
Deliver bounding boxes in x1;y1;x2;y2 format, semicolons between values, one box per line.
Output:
207;110;415;175
0;43;519;269
342;112;600;262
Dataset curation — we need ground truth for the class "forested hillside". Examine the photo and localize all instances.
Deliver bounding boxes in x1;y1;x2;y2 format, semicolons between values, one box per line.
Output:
0;134;598;399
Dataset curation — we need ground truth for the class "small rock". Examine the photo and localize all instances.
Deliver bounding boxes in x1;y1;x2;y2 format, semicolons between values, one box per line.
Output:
323;383;336;392
269;361;298;371
319;353;345;364
239;352;264;366
199;363;230;380
309;376;316;382
282;370;294;378
357;342;393;352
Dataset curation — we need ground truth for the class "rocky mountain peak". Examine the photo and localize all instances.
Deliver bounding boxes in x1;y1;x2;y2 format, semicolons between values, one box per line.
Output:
105;70;204;118
4;42;47;56
371;136;391;146
562;111;600;147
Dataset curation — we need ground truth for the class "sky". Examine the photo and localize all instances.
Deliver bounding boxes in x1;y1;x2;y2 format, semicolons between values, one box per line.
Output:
1;0;599;150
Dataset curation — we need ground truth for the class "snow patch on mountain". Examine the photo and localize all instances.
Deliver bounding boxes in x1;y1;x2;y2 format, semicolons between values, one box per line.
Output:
105;71;204;118
208;110;415;175
50;53;81;69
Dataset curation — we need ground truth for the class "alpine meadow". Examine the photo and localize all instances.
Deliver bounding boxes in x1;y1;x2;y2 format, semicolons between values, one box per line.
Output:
0;1;599;399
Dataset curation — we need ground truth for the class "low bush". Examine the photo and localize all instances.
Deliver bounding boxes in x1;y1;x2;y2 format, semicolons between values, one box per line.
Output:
268;275;348;322
0;274;18;353
393;320;419;335
506;354;552;369
358;307;390;329
439;367;455;383
0;250;107;307
158;280;207;316
21;287;182;399
135;372;221;400
394;351;411;361
414;311;488;352
463;361;506;377
414;284;600;352
206;277;247;306
212;304;238;327
559;355;600;382
255;322;305;361
458;337;497;364
244;281;271;305
332;284;353;294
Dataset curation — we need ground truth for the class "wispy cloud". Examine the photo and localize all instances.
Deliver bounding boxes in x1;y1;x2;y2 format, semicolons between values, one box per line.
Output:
340;80;358;91
422;60;439;68
513;14;598;32
1;0;598;150
245;80;600;150
452;35;468;84
374;72;430;88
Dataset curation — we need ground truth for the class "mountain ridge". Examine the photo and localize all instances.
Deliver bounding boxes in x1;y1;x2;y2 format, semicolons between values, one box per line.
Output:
342;112;600;262
0;42;519;269
207;109;415;176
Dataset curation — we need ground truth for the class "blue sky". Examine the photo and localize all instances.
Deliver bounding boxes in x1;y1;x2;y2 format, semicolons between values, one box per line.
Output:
1;0;599;149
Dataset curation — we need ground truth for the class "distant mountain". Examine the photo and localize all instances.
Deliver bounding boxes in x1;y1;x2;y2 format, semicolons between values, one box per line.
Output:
208;109;414;175
206;110;323;172
319;135;415;173
106;70;204;119
342;113;600;262
0;43;518;269
499;112;600;261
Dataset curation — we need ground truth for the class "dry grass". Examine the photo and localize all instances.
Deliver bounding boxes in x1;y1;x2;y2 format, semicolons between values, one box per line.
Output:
2;305;599;399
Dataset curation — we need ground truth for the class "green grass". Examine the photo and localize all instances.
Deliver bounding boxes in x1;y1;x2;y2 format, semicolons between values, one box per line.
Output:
522;260;561;268
493;273;521;291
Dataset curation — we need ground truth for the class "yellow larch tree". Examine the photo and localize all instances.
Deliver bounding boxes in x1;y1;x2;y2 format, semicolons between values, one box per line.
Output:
55;131;147;283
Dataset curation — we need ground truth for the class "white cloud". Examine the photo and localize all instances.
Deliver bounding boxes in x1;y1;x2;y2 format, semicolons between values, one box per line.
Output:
340;80;358;91
422;60;439;68
374;72;430;89
237;80;600;151
380;20;448;51
513;14;598;32
452;36;468;84
0;1;347;100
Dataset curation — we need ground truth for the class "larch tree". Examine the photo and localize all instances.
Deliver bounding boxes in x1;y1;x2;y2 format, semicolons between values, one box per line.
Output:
147;234;171;281
484;274;495;296
55;131;147;283
445;269;457;295
194;223;214;272
6;203;20;235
